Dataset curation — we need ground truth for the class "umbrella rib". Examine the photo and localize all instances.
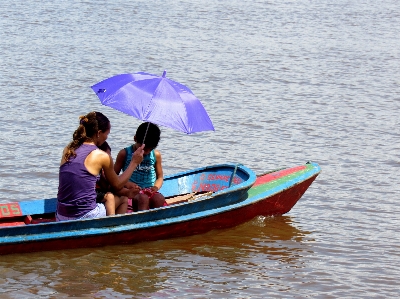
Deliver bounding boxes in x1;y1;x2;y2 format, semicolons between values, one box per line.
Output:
167;80;189;132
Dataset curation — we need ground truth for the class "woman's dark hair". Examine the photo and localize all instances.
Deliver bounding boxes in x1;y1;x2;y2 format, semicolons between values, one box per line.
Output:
64;111;110;161
95;111;111;133
135;122;161;149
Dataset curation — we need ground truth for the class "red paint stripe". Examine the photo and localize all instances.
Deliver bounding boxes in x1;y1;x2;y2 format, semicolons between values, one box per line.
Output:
0;222;25;227
253;165;307;187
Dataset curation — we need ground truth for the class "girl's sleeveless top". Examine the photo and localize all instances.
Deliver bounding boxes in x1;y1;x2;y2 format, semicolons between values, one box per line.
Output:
57;144;98;218
123;145;156;188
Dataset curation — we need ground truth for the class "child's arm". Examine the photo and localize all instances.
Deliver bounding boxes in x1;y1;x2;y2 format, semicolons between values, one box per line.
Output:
114;149;127;175
152;150;164;191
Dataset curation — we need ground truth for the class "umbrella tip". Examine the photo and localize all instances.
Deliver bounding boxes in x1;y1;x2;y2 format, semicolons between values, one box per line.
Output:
162;70;167;78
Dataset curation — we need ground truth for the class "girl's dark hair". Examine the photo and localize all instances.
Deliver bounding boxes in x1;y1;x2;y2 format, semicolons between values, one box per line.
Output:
136;122;161;149
64;111;110;161
98;141;111;153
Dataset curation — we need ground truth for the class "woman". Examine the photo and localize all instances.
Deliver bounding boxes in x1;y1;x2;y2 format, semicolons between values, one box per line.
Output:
56;111;144;221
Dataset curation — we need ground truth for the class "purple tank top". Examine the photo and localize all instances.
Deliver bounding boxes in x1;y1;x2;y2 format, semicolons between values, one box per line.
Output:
57;144;98;218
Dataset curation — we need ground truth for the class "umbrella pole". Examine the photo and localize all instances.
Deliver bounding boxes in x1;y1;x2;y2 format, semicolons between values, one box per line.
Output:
142;122;150;146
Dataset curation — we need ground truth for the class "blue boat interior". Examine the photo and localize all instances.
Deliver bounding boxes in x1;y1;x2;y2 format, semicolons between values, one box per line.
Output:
160;164;249;197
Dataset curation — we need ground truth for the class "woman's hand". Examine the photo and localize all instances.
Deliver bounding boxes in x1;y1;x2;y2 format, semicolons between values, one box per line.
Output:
131;144;144;165
126;186;141;198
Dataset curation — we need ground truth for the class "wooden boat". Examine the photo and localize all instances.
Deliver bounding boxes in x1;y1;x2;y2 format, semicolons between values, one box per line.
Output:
0;163;255;254
0;162;320;255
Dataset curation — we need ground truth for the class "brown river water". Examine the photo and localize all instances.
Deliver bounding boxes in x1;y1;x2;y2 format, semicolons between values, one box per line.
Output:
0;0;399;298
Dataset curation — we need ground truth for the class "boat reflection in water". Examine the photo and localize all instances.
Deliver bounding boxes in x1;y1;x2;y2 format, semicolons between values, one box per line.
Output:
158;215;313;264
0;215;312;297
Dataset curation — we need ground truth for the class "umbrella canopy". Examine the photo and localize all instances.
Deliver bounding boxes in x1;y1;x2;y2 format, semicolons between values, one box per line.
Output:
91;71;214;134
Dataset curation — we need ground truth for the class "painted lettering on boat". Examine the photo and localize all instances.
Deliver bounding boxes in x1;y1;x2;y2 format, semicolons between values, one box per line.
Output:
0;203;22;218
195;179;243;192
206;174;243;184
207;174;230;182
197;183;227;192
191;174;244;192
232;177;243;184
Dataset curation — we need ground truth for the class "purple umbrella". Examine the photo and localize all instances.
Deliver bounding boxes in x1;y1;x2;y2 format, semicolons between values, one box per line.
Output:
91;70;214;134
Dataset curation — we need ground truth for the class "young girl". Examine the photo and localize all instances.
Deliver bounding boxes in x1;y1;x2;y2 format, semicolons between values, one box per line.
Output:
114;122;166;211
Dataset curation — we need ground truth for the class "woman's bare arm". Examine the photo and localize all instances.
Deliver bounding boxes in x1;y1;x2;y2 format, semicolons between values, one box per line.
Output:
103;145;144;191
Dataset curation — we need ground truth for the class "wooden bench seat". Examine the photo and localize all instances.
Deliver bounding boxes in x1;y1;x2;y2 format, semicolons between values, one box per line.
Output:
165;191;213;205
